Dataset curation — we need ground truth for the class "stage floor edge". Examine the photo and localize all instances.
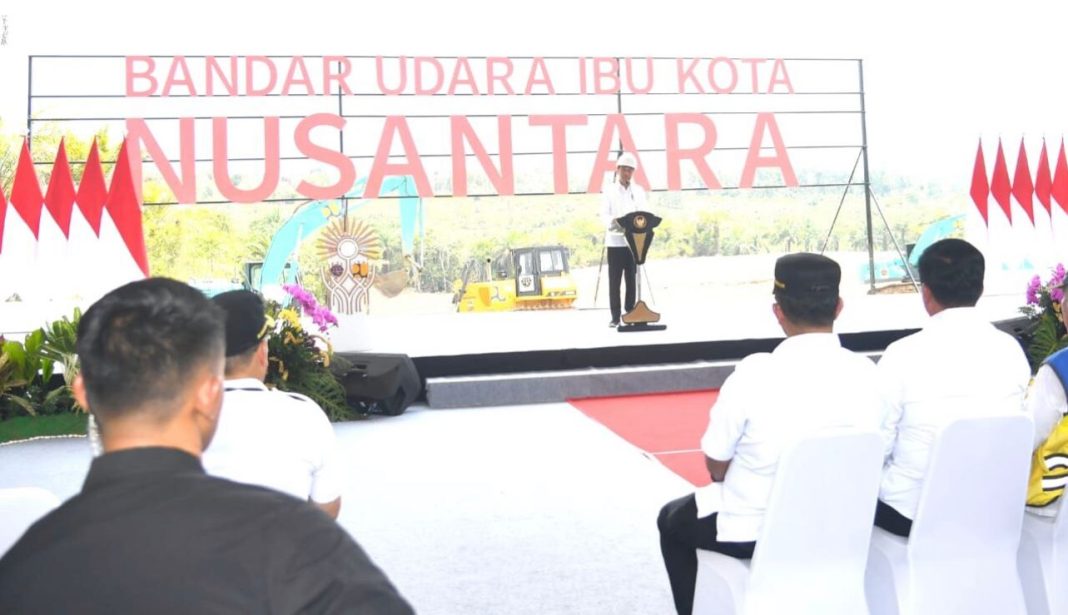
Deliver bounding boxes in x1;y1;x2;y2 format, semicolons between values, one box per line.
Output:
333;291;1027;381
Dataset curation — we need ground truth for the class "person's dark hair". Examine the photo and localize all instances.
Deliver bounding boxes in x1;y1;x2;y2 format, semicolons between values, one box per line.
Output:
773;291;839;327
917;238;984;308
76;278;225;423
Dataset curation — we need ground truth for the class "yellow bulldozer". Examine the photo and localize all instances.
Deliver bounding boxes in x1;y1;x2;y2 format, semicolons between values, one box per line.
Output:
453;245;578;312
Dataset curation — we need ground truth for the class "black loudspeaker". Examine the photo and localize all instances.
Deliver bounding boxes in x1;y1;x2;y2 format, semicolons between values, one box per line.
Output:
993;316;1037;354
334;353;421;416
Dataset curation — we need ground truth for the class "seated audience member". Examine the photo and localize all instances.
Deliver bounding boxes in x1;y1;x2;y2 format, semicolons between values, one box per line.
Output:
657;253;887;615
1026;280;1068;515
876;238;1030;537
0;278;412;615
202;290;343;519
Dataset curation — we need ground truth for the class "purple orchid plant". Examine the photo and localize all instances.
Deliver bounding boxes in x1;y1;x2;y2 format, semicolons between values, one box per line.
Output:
1022;263;1068;370
1025;264;1066;312
282;284;339;333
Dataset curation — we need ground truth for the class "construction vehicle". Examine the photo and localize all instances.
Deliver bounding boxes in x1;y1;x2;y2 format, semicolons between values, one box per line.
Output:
189;261;299;301
240;260;304;303
859;215;965;284
453;245;578;312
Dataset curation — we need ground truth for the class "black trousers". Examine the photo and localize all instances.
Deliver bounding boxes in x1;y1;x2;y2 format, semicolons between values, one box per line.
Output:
874;499;913;538
607;246;636;322
657;495;756;615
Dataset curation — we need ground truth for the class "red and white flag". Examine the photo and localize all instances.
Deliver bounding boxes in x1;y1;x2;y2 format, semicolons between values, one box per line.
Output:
0;140;44;302
36;139;77;302
69;139;110;301
95;139;149;296
108;139;149;277
1031;140;1055;268
987;139;1016;280
970;140;990;227
0;138;150;307
1036;140;1053;219
991;140;1013;224
77;140;108;237
1051;139;1068;264
1012;139;1035;226
1010;139;1043;269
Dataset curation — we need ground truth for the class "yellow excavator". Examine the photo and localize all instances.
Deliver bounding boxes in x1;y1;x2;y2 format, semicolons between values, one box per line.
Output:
453;245;578;312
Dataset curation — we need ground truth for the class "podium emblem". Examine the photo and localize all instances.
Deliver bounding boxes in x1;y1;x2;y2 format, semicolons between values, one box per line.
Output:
618;211;662;267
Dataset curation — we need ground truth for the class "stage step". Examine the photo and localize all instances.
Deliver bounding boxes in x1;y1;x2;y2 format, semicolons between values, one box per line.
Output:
423;350;882;408
425;360;737;408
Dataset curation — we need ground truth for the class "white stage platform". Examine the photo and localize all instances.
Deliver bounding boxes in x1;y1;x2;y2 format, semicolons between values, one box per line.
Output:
333;288;1025;359
0;252;1030;369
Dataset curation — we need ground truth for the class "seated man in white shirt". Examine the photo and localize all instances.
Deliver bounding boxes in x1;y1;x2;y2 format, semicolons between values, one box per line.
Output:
657;253;887;615
875;238;1030;536
202;290;344;519
1024;280;1068;514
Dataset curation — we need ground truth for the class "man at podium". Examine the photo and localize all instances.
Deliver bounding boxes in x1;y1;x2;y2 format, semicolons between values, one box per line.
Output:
600;152;648;327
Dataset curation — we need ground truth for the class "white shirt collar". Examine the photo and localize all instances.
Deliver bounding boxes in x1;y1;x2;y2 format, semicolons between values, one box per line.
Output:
926;306;982;328
224;378;268;391
774;332;841;355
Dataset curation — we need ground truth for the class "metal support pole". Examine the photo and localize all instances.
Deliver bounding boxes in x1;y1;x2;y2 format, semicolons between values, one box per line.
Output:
26;56;33;148
593;245;606;305
616;56;623;156
819;148;864;254
858;60;877;292
336;60;345;155
868;189;921;291
635;265;643;303
337;60;348;222
641;263;656;305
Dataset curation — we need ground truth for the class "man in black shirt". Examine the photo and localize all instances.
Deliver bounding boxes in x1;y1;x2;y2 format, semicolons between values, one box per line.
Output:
0;278;412;614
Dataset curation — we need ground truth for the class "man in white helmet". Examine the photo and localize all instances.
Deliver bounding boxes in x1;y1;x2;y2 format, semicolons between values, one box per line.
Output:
600;151;648;326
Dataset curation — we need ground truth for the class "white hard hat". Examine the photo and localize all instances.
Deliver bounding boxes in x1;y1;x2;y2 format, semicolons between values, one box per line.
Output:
616;152;638;170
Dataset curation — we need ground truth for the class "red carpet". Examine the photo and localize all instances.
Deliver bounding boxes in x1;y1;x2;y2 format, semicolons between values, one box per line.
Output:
570;390;718;487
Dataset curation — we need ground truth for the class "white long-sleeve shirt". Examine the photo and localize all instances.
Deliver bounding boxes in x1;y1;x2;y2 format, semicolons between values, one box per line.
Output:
877;307;1031;520
697;333;888;542
600;180;647;247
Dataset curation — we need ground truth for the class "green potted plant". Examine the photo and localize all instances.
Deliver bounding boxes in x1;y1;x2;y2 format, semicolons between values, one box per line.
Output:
265;285;352;421
1022;264;1068;371
39;308;82;397
0;343;35;417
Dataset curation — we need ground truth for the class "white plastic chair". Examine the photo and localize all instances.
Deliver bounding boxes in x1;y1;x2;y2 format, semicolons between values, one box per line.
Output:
0;487;61;556
865;414;1033;615
1018;498;1068;614
693;429;885;615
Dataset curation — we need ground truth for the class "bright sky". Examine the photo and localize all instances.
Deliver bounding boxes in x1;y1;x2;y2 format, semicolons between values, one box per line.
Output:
2;0;1066;190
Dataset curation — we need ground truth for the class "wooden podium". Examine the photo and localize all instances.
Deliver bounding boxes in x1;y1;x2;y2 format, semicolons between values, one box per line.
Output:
616;211;667;332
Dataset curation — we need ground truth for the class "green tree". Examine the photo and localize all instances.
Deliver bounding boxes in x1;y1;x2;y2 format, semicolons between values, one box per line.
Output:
0;119;119;194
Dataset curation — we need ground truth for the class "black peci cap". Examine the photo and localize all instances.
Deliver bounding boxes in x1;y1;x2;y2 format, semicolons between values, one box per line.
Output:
773;253;841;298
211;290;269;357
